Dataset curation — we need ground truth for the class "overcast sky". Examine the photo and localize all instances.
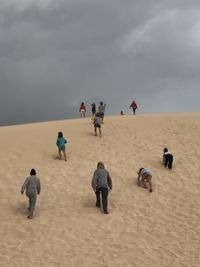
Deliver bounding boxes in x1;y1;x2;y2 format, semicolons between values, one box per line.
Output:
0;0;200;125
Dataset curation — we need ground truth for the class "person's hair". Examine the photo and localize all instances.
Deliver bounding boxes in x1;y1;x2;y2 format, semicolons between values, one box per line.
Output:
163;147;168;153
81;102;84;105
100;101;103;105
30;168;36;176
97;161;104;169
138;167;144;174
95;112;101;117
58;131;63;138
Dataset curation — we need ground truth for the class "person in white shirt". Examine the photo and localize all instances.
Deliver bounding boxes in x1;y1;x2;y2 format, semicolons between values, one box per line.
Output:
137;168;152;193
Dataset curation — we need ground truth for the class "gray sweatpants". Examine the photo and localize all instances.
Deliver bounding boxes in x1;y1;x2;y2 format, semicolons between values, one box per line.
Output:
26;190;37;215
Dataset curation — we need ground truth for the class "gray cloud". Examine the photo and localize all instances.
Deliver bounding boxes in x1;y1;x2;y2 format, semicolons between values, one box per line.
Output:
0;0;200;125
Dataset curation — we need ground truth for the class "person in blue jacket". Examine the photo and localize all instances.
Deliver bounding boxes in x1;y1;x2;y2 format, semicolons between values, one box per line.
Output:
56;131;67;161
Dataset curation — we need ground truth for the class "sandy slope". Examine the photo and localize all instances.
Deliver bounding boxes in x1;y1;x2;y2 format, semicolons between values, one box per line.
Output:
0;113;199;267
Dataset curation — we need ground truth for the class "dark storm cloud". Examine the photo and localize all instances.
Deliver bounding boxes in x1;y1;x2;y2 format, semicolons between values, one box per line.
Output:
0;0;200;125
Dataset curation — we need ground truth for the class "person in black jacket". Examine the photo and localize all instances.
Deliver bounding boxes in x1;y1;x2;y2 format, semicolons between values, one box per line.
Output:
163;148;173;169
91;162;112;214
91;103;96;116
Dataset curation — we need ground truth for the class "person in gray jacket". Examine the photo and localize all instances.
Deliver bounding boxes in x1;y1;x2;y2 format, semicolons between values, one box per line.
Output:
98;102;106;123
91;162;112;214
21;169;41;219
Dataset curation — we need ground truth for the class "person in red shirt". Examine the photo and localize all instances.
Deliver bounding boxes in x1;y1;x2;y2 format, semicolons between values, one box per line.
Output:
129;100;138;115
79;102;86;117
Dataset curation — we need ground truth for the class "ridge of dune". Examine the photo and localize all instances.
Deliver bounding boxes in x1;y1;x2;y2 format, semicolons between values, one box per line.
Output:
0;113;200;267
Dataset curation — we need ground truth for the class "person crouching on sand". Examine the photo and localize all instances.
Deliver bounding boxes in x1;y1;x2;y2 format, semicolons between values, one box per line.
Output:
91;162;112;214
93;113;102;137
21;168;41;219
56;131;67;161
163;148;173;169
137;168;152;193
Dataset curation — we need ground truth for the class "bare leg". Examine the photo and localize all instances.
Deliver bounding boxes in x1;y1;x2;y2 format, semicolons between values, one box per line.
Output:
141;174;148;188
58;149;62;160
99;128;102;137
94;127;97;136
137;176;141;186
63;151;67;161
141;177;148;188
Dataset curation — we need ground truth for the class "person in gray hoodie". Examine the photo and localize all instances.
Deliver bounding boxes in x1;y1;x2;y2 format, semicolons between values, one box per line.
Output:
21;169;41;219
91;162;112;214
98;102;106;123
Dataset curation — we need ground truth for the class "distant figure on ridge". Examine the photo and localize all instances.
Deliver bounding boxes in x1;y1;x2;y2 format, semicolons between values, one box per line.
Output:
137;167;152;193
93;113;102;137
163;148;173;169
56;131;67;161
98;102;106;123
21;168;41;219
91;162;112;214
79;102;86;118
120;110;125;115
91;103;96;116
129;100;138;115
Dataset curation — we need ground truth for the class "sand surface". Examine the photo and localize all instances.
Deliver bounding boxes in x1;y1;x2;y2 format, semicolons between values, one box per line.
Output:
0;113;199;267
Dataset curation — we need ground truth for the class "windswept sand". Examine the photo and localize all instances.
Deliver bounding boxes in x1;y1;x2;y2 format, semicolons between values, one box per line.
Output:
0;113;200;267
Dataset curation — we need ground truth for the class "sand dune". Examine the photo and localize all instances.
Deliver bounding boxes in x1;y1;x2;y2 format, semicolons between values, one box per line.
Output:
0;113;200;267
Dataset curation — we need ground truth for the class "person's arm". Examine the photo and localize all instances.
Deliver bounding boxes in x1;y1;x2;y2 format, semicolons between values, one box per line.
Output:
21;178;29;194
37;179;41;194
91;170;98;190
137;174;141;186
163;154;166;164
56;139;59;147
64;138;67;144
107;172;112;190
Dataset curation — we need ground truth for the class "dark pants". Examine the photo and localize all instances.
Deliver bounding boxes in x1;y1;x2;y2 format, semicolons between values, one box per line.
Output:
95;188;108;213
132;108;136;115
99;112;105;121
164;154;173;169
